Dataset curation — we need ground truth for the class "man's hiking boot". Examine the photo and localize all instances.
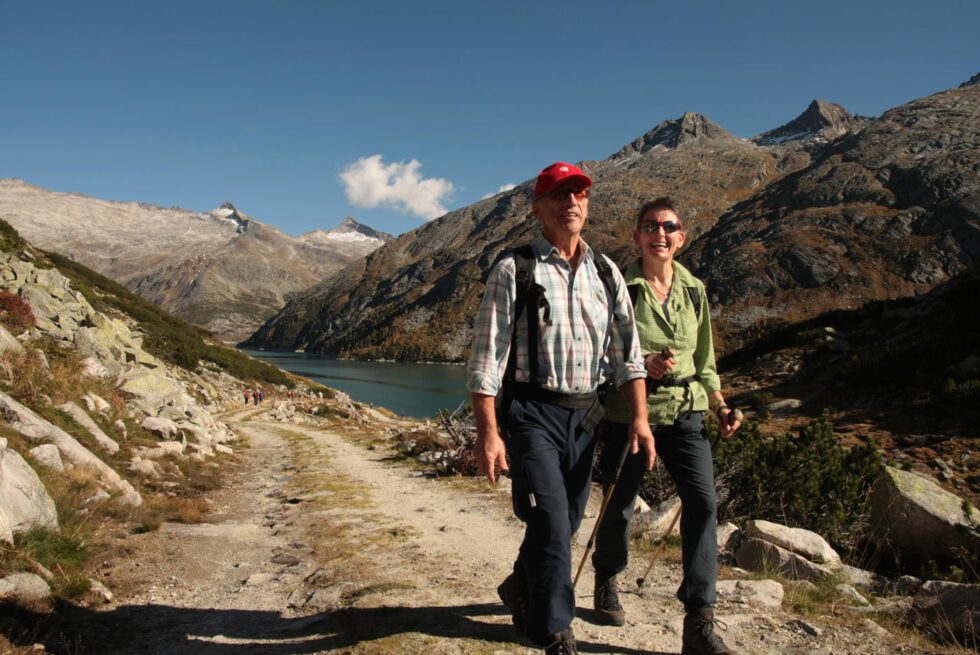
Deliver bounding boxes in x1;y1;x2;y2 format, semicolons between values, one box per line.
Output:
682;608;737;655
496;571;528;637
593;573;625;626
544;628;577;655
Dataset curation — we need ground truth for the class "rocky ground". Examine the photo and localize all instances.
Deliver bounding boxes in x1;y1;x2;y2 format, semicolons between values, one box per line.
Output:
7;404;966;655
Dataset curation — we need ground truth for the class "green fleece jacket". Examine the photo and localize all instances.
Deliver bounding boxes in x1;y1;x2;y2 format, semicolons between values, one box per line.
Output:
605;259;721;425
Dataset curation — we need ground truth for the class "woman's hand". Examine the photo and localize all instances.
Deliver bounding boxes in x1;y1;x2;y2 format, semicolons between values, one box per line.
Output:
645;347;676;380
717;407;743;437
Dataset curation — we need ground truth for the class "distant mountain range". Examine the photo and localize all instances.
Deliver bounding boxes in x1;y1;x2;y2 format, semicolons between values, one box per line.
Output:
244;75;979;360
0;181;390;342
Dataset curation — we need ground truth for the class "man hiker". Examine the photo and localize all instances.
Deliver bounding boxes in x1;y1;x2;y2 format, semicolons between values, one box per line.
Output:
468;162;656;655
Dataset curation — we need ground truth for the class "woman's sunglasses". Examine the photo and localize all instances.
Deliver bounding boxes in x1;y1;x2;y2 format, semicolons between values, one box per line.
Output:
638;220;682;234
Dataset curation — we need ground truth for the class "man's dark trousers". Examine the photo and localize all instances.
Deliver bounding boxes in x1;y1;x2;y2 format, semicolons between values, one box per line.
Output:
592;412;718;612
506;397;597;644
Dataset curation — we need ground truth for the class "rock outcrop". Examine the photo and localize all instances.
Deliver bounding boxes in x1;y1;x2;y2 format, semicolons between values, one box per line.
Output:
869;465;980;565
0;437;59;544
0;184;390;342
734;519;842;581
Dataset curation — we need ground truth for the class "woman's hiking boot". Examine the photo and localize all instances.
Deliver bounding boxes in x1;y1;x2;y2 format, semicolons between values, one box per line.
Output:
496;571;528;637
543;628;578;655
682;608;737;655
593;573;625;626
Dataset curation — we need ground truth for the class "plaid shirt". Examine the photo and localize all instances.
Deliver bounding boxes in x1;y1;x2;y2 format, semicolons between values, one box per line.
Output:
467;232;646;397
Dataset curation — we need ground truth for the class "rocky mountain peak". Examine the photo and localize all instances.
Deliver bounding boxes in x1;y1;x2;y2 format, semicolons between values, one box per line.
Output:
753;99;856;146
961;72;980;88
333;217;393;242
211;202;248;233
611;112;739;161
299;217;392;247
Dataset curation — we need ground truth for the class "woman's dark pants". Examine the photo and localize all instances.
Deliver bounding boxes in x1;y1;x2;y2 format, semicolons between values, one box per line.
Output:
506;398;597;645
591;413;718;612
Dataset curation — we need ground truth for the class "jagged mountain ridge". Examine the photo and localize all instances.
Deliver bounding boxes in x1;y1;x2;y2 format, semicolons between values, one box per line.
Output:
686;81;980;348
242;108;803;357
245;76;980;362
0;182;389;342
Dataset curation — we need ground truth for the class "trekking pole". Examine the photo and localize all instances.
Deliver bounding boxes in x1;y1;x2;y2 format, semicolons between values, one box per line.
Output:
635;407;742;589
572;437;631;590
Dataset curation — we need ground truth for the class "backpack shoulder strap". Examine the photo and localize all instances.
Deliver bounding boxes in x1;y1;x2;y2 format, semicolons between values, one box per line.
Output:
685;285;701;320
592;252;617;298
504;244;545;388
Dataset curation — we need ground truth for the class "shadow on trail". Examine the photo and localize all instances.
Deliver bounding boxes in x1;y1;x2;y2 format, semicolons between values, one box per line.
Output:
2;600;671;654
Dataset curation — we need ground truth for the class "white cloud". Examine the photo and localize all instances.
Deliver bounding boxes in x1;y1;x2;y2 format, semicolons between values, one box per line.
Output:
480;183;517;200
339;155;454;221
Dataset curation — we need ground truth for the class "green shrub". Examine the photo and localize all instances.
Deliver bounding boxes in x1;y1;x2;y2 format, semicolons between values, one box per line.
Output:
0;218;25;253
711;415;882;550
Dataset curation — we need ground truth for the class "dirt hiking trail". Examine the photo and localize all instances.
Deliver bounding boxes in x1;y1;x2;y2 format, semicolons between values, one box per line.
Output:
38;408;942;654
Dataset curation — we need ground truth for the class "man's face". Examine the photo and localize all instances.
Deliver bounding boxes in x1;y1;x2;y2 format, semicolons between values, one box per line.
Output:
531;183;590;242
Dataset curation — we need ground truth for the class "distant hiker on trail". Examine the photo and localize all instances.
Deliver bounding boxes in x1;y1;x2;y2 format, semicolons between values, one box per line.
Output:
244;389;250;406
468;162;654;655
592;197;741;655
253;389;260;406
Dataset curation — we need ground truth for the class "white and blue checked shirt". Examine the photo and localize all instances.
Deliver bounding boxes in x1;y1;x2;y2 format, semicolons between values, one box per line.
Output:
467;232;646;397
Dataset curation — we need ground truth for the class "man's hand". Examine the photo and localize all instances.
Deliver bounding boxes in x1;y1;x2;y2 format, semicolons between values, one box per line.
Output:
470;392;509;484
645;347;676;380
628;418;656;470
475;431;508;484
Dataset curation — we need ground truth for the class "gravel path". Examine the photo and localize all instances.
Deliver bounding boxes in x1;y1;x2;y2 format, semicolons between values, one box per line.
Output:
54;410;943;655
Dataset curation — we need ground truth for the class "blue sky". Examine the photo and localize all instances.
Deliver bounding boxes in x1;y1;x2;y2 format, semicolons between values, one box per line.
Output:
2;1;978;237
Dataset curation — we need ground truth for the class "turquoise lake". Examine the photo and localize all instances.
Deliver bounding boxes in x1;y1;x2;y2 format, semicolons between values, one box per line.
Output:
242;350;469;419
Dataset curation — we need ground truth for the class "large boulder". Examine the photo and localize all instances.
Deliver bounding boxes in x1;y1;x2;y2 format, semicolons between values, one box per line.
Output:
869;466;980;564
913;580;980;645
735;537;835;581
0;438;59;544
0;572;52;603
121;367;189;414
744;520;841;566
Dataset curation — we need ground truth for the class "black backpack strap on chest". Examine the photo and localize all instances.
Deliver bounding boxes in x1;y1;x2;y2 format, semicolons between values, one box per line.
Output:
504;245;551;391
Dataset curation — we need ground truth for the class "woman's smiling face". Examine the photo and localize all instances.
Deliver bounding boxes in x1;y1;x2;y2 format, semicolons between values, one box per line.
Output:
634;207;686;262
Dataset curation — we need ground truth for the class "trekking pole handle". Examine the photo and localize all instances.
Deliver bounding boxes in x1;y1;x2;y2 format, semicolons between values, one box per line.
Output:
727;408;743;426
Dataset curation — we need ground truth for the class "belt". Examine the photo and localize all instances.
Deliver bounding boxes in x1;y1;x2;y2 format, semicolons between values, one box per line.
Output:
511;383;598;409
646;375;699;414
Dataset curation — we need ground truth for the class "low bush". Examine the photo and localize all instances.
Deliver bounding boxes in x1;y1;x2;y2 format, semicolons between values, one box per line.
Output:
0;218;25;253
0;290;35;333
710;415;882;552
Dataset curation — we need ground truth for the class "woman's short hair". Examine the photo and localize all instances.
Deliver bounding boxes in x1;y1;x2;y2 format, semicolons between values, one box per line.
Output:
636;197;681;224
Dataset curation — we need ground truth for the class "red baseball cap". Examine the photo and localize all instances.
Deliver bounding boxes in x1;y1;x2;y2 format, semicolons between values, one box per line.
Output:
534;162;592;196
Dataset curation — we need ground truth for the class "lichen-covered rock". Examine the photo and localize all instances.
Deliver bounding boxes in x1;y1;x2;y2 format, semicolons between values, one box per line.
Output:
869;466;980;564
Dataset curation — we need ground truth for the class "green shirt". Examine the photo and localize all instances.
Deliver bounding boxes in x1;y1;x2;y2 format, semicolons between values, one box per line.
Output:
604;259;721;425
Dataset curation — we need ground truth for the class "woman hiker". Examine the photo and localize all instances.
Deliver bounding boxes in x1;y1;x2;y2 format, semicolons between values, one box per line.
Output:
591;196;742;655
